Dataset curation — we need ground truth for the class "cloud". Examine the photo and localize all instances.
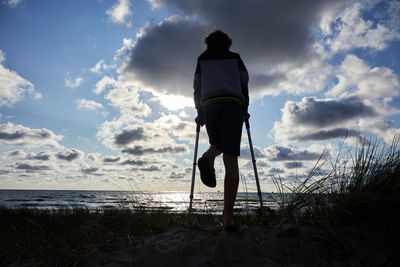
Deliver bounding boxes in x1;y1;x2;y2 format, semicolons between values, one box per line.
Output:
272;53;400;143
323;1;400;53
178;111;190;119
121;159;147;166
103;156;121;163
99;114;194;163
149;0;341;63
90;59;115;74
104;82;151;117
264;145;323;161
120;1;348;98
283;97;376;128
269;167;285;174
76;98;103;111
119;15;204;97
114;127;146;146
80;167;100;174
65;75;83;88
155;93;193;111
3;0;22;8
106;0;132;27
114;38;133;62
0;123;63;148
26;152;51;161
169;171;185;179
93;76;117;95
13;162;50;171
326;54;400;99
152;114;198;142
121;144;188;156
358;118;400;144
284;162;304;169
56;149;82;161
0;50;41;107
240;145;265;160
1;150;26;159
139;165;160;172
87;153;100;162
296;128;360;142
273;97;380;142
117;0;400;100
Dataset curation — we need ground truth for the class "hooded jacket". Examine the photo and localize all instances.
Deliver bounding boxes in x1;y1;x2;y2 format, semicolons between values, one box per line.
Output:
193;47;249;113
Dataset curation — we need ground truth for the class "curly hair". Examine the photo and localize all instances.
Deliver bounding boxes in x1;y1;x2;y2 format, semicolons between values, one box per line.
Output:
204;30;232;49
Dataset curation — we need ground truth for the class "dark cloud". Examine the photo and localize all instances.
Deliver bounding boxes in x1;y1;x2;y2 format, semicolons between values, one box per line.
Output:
81;167;100;174
14;163;50;171
0;131;24;140
26;152;50;161
56;149;81;161
296;128;360;141
169;171;185;179
121;159;147;166
244;159;268;169
0;123;62;147
121;145;188;156
240;145;265;159
269;167;285;174
139;165;160;172
153;0;337;62
114;127;146;146
87;154;97;162
251;73;287;92
274;97;381;142
7;150;23;157
286;97;377;128
122;0;345;95
284;162;304;169
103;156;121;163
265;145;322;161
121;16;204;96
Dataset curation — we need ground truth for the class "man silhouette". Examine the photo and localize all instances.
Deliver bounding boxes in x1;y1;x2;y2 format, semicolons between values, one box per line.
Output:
193;30;249;230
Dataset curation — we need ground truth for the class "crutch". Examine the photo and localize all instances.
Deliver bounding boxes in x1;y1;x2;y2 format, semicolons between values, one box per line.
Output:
245;117;264;217
189;122;201;212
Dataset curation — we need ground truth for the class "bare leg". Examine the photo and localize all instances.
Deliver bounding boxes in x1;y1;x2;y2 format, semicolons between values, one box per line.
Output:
222;153;239;226
202;145;221;169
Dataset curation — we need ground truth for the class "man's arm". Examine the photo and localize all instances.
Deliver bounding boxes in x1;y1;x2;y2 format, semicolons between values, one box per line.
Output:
193;59;204;125
238;56;249;115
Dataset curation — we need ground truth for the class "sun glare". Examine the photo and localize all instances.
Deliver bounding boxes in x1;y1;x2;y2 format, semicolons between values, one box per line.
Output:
158;94;193;111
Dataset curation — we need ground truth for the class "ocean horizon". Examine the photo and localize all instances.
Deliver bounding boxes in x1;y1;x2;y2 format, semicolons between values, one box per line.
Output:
0;189;281;214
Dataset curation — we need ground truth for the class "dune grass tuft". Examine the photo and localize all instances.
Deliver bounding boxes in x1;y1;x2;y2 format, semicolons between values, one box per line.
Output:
276;137;400;233
0;207;217;266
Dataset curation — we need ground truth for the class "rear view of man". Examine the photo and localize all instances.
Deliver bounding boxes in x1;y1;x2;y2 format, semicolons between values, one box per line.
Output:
193;30;249;231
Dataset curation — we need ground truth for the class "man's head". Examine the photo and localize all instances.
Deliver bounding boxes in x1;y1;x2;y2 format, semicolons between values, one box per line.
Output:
204;30;232;50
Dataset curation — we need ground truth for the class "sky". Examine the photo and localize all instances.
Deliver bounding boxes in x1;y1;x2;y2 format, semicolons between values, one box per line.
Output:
0;0;399;192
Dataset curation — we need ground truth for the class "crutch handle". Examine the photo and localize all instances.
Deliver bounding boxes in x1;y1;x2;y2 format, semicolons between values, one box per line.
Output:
245;117;250;130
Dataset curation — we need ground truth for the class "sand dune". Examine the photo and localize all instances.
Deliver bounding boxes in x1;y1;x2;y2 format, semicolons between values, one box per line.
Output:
83;222;395;266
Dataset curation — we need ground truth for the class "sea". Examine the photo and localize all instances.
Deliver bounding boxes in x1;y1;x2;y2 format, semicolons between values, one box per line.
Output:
0;190;281;214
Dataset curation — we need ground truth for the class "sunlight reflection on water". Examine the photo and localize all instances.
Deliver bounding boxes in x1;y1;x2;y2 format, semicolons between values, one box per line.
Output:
0;190;281;214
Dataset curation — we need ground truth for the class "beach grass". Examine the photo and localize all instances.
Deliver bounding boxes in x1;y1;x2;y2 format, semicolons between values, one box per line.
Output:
0;206;271;266
0;207;206;265
276;137;400;236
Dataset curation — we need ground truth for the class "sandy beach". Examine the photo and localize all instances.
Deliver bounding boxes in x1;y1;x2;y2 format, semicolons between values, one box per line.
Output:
83;222;398;267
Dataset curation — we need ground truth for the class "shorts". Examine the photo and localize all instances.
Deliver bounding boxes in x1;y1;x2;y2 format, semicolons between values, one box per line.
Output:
203;101;244;157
